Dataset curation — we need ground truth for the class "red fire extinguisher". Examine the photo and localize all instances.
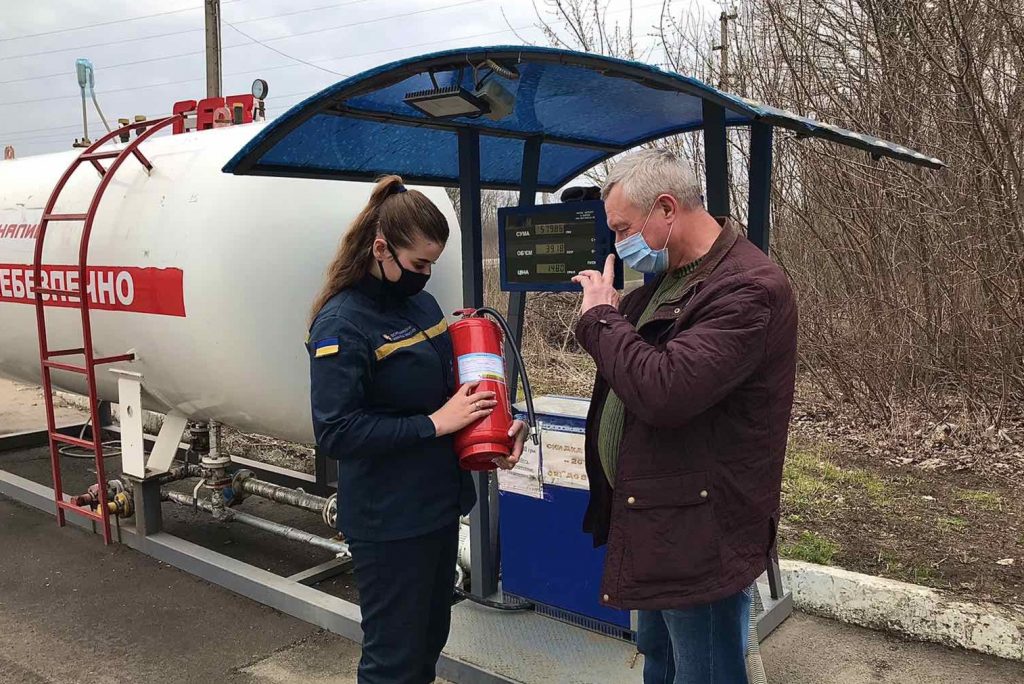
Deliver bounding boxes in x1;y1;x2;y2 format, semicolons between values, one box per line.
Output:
449;307;537;471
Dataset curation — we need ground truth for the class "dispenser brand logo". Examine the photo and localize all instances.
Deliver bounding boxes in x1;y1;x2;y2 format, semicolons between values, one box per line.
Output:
0;264;186;317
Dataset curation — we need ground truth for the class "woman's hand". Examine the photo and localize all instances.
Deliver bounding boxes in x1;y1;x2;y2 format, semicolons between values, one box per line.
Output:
492;419;528;470
429;382;497;437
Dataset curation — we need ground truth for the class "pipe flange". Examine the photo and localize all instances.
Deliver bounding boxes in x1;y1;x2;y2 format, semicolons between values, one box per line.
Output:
322;493;337;529
229;469;254;504
110;490;134;518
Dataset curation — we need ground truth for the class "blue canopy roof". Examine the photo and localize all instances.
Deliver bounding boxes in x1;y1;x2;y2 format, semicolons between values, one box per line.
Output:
224;46;944;191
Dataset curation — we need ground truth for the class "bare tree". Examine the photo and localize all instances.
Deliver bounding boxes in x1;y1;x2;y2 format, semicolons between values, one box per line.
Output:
521;0;1023;426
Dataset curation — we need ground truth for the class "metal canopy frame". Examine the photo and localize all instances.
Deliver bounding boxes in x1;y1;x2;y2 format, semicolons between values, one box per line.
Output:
224;46;944;192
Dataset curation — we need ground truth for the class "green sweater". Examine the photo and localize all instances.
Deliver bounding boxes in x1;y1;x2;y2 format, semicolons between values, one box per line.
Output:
597;258;703;487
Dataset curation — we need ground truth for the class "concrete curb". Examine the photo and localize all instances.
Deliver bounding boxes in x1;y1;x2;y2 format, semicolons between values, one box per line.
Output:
780;559;1024;662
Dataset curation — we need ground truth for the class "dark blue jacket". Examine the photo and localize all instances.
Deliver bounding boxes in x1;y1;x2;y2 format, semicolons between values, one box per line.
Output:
307;274;476;541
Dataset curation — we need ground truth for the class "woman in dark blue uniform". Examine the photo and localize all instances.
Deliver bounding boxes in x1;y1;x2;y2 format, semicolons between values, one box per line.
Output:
307;175;525;683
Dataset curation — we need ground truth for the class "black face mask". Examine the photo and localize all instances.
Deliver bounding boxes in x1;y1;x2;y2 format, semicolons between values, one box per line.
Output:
379;244;430;298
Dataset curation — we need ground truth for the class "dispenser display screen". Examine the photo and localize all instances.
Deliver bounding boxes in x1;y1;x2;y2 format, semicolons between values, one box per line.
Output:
499;201;620;292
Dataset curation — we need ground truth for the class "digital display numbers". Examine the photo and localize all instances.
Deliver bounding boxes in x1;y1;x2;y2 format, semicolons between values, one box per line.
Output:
499;201;619;292
535;224;568;236
535;243;565;255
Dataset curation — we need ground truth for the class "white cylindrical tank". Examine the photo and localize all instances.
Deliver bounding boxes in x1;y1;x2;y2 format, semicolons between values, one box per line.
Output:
0;123;465;444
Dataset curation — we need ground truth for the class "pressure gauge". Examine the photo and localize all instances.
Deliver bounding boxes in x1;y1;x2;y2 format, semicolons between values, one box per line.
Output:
251;78;269;101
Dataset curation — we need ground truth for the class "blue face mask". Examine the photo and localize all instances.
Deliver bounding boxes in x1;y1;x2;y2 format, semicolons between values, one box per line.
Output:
614;199;674;274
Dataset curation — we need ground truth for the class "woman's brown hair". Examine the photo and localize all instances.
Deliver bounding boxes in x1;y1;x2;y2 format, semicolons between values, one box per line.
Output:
309;175;449;322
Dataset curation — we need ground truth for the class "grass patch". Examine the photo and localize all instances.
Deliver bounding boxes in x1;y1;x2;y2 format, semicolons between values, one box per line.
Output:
781;531;840;565
783;441;890;519
953;489;1002;511
912;565;939;584
936;516;969;532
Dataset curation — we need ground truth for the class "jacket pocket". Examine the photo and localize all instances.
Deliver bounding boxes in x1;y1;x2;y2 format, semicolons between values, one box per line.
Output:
621;471;718;585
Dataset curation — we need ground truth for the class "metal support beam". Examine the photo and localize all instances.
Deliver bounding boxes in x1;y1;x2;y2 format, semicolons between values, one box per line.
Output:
459;129;484;309
459;128;499;599
702;101;730;217
287;557;354;586
97;400;112;429
767;552;785;600
756;577;793;640
0;424;88;452
506;136;541;404
747;122;773;254
132;477;163;536
314;445;331;496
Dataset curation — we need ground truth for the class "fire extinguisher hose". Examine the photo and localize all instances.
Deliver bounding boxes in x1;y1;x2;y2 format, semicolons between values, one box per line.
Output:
470;307;539;445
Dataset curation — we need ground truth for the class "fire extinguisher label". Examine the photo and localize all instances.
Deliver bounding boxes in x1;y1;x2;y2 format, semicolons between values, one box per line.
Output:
457;352;506;384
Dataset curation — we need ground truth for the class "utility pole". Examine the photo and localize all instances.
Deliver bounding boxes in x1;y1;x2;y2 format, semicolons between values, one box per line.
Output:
712;9;738;90
205;0;223;98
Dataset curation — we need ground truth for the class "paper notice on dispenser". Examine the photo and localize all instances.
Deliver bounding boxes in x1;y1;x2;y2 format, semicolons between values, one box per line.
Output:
497;433;542;499
541;427;589;490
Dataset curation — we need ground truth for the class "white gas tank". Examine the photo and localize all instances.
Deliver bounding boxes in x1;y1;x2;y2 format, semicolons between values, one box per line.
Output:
0;123;464;443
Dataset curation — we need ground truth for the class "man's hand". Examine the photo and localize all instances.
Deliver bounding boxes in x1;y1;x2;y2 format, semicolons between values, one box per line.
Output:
572;254;620;314
492;419;527;470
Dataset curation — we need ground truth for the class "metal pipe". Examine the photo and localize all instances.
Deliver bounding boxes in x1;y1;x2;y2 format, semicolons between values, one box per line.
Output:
153;464;204;485
238;477;329;515
163;489;348;555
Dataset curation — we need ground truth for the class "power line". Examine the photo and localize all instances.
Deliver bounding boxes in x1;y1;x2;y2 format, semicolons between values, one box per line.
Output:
301;24;542;68
0;17;547;111
0;1;241;43
231;0;376;27
0;0;470;63
0;0;656;130
0;22;541;136
0;0;370;62
224;22;347;78
245;0;489;44
0;27;206;62
0;59;341;108
0;0;497;101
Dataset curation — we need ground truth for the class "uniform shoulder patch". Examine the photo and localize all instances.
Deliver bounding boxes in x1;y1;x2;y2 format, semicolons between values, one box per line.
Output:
314;337;340;358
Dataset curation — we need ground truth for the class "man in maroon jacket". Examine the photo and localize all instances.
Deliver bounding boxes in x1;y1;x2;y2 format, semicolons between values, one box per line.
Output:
572;149;798;683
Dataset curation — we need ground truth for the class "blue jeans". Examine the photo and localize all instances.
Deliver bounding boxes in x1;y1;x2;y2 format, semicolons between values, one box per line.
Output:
637;588;751;684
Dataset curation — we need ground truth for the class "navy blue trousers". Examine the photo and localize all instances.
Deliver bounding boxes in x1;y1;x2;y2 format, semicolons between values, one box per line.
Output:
348;521;460;684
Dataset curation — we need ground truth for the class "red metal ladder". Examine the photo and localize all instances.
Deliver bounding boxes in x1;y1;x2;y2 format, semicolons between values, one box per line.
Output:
33;115;182;544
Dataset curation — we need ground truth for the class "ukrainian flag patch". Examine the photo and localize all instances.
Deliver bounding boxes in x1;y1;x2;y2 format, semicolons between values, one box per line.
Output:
314;337;340;358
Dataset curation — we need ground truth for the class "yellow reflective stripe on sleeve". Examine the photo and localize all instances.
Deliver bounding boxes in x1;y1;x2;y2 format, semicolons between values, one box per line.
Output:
374;318;448;361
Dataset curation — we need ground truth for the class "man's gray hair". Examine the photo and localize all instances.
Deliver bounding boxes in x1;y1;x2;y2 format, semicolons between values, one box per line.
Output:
601;148;703;212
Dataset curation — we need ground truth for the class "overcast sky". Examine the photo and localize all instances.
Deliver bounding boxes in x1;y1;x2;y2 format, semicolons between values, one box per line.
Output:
0;0;715;158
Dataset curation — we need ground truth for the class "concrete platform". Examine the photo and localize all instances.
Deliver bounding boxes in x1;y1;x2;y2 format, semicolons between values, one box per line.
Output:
3;495;1022;683
2;378;1022;683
